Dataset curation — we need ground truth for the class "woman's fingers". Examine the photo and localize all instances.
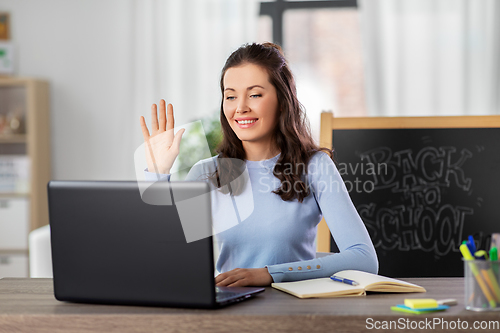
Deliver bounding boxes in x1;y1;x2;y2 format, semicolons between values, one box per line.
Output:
171;128;185;153
217;274;246;287
215;268;242;286
166;103;175;131
149;100;173;135
215;274;236;287
159;100;167;132
151;104;159;133
215;270;231;284
140;116;150;142
215;268;271;287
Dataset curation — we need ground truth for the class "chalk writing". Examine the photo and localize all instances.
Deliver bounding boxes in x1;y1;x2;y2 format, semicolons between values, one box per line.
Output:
355;146;475;256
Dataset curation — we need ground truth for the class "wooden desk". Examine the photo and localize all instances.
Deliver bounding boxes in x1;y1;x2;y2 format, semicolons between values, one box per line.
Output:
1;278;499;332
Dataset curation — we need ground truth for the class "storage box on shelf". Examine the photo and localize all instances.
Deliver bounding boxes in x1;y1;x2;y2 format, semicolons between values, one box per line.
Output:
0;77;50;278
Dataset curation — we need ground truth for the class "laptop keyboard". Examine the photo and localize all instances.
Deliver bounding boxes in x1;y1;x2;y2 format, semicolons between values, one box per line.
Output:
215;287;245;302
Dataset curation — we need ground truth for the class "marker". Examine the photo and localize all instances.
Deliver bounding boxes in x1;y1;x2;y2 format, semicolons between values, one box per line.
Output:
466;241;475;257
491;247;499;281
475;250;489;260
330;275;359;286
490;247;498;261
468;235;476;255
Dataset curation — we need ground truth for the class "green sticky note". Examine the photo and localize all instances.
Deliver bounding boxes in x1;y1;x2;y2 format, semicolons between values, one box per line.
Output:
391;305;447;315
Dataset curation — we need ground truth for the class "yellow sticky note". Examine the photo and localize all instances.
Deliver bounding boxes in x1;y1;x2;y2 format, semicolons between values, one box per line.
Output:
404;298;438;309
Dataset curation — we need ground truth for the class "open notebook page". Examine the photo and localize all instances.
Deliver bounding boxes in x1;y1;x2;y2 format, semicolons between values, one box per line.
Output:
335;270;426;293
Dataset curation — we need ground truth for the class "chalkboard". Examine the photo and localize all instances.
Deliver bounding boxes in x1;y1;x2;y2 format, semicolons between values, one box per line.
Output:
332;127;500;278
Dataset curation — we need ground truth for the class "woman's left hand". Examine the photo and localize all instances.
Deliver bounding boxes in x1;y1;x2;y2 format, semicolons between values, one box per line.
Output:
215;268;273;287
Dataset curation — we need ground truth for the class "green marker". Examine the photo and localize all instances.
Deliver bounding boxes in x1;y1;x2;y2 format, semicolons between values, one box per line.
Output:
490;247;499;276
490;247;498;261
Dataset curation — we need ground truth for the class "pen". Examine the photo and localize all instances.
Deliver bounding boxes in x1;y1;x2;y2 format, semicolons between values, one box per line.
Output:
330;275;359;286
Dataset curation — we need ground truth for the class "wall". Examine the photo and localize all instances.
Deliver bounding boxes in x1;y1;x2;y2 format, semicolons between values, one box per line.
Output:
0;0;260;181
0;0;136;180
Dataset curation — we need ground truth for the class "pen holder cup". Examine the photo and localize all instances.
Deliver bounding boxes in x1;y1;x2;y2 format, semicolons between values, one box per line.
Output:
464;259;500;311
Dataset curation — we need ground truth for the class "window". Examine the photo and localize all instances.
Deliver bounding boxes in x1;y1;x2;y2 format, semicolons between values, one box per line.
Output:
258;0;366;142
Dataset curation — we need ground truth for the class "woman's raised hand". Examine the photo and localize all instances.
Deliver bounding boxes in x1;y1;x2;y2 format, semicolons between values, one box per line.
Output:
140;100;185;175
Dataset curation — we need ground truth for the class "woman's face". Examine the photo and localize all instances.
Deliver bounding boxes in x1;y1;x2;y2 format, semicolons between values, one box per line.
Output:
223;63;279;146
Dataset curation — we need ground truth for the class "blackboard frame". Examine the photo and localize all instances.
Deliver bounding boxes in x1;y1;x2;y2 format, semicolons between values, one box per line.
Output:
317;112;500;276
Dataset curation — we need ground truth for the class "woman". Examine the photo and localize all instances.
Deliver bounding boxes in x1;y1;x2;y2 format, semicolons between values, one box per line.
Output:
140;42;378;287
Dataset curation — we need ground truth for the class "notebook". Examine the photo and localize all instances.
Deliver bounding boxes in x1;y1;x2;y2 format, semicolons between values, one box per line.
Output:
48;180;264;308
271;270;426;298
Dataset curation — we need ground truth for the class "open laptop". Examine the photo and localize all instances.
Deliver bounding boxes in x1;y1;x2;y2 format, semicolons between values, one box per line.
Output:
47;180;264;308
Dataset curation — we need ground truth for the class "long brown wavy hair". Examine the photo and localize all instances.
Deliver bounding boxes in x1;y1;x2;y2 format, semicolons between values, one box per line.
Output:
209;42;333;203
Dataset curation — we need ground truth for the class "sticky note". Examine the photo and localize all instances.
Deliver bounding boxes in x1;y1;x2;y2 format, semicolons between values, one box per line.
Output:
391;304;448;314
404;298;438;309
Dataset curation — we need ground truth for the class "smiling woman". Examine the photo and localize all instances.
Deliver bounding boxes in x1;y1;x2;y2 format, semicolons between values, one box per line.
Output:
222;63;280;161
214;43;331;203
140;42;378;288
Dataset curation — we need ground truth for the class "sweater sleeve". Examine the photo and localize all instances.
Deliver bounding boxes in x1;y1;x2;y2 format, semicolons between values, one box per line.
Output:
265;152;378;283
143;156;213;182
144;168;170;182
